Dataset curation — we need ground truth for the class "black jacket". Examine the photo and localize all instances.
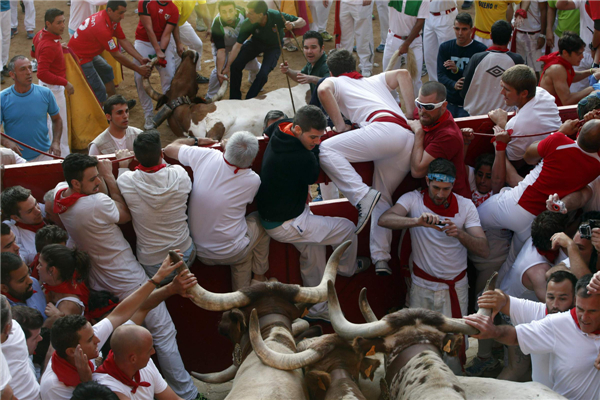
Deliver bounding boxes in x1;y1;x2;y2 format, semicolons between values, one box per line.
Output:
257;119;320;222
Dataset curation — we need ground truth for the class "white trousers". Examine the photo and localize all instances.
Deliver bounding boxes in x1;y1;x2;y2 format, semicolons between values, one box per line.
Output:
134;40;176;118
423;11;457;82
476;188;536;265
118;285;197;399
266;206;358;312
340;1;374;74
375;1;389;46
473;35;492;48
171;21;203;72
572;51;593;93
320;122;413;262
382;32;423;101
515;31;543;72
10;0;33;31
207;49;260;99
39;80;70;157
309;0;332;33
0;10;10;67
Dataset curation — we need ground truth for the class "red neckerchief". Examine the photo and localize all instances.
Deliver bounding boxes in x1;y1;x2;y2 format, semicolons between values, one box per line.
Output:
538;51;576;95
54;188;88;215
472;190;492;208
51;351;94;387
341;72;364;79
422;190;459;218
223;155;249;174
15;221;45;233
95;350;151;393
422;109;452;133
487;46;509;52
2;291;23;304
570;307;600;334
43;273;90;309
134;164;167;173
537;248;559;263
88;299;119;320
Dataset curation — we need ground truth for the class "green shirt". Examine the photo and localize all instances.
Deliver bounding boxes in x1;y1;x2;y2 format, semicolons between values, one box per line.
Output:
237;9;298;48
548;0;580;37
300;53;330;93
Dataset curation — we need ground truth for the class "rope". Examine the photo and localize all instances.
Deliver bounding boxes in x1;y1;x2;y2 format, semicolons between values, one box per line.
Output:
1;132;136;163
471;130;556;138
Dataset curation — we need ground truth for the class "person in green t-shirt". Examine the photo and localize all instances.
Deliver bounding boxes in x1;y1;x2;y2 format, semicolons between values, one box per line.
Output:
279;30;330;94
546;0;580;51
223;0;306;99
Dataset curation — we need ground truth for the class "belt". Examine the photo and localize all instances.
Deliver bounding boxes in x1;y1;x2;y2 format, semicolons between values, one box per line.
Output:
366;109;411;131
389;29;408;40
431;7;456;16
413;263;466;318
516;29;541;35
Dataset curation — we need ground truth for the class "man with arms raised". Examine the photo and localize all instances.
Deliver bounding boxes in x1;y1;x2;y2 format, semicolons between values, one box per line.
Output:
466;274;600;400
317;49;416;276
53;154;200;400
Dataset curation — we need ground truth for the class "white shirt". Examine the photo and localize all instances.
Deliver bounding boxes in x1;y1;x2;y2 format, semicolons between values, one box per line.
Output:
55;182;147;295
2;320;39;400
331;73;409;126
68;0;108;33
178;146;261;260
516;310;600;400
388;0;429;37
117;164;193;265
509;297;552;388
93;358;168;400
40;319;114;400
0;349;11;391
504;87;561;161
396;190;481;291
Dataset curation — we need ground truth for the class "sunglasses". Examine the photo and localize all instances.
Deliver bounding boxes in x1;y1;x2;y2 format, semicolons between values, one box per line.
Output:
415;99;445;111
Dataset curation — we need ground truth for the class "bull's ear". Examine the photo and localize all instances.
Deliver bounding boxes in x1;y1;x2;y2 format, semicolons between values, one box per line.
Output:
359;357;381;381
441;333;463;357
230;308;247;333
353;337;388;355
305;370;331;397
156;95;169;110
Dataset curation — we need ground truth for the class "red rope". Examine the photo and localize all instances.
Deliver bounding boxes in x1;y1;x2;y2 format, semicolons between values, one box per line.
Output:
1;132;135;163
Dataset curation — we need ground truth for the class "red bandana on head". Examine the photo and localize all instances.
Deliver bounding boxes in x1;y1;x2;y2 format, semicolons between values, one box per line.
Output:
15;221;45;233
51;351;94;387
570;307;600;334
422;189;459;218
53;188;88;215
95;350;151;394
134;164;167;173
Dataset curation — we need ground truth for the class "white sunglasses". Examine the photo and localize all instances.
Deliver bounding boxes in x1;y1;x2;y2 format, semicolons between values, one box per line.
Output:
415;99;445;111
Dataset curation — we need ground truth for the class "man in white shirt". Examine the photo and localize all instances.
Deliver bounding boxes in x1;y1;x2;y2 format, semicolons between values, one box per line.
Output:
466;273;600;400
53;154;199;400
40;255;182;400
0;295;39;400
89;95;142;156
0;345;14;400
93;325;181;400
382;0;429;98
1;185;46;265
164;131;270;290
0;297;14;400
117;131;194;283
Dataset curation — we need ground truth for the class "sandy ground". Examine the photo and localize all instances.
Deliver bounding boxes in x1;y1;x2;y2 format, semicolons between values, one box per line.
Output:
2;0;402;147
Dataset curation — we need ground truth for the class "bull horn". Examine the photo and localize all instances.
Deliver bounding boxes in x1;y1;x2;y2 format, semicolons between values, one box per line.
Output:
191;364;238;383
293;241;351;303
291;318;310;336
440;272;499;335
359;288;378;323
249;309;328;370
143;78;163;101
328;280;393;340
168;251;251;311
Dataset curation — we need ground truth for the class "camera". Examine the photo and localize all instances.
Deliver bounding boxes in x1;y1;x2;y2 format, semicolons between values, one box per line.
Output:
579;219;600;240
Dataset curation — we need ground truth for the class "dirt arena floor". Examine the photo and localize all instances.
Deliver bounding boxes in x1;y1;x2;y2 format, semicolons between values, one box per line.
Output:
2;1;473;147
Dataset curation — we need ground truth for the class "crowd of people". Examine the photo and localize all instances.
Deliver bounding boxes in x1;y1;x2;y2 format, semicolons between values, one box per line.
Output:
2;0;600;400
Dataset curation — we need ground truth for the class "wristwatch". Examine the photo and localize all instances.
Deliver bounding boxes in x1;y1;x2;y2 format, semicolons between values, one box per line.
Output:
188;136;198;146
590;42;598;52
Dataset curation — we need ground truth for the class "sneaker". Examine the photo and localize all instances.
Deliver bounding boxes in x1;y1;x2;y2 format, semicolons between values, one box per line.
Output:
31;59;37;72
465;356;500;377
355;257;372;274
196;18;207;32
421;63;428;77
362;70;372;77
375;260;392;276
461;1;473;9
196;73;209;84
283;43;298;52
26;31;34;40
376;44;385;53
10;28;17;38
303;308;330;322
126;99;137;110
321;31;333;42
355;188;381;234
144;116;155;130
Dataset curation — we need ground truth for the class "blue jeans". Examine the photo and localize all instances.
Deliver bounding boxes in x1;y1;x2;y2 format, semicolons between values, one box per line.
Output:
141;242;195;285
447;102;470;119
230;39;281;99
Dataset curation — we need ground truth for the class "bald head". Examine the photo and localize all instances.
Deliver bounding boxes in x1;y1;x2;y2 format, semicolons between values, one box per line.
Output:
577;119;600;153
110;325;153;362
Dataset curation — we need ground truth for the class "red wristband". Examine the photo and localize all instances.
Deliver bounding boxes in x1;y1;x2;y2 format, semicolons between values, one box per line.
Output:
495;141;507;151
